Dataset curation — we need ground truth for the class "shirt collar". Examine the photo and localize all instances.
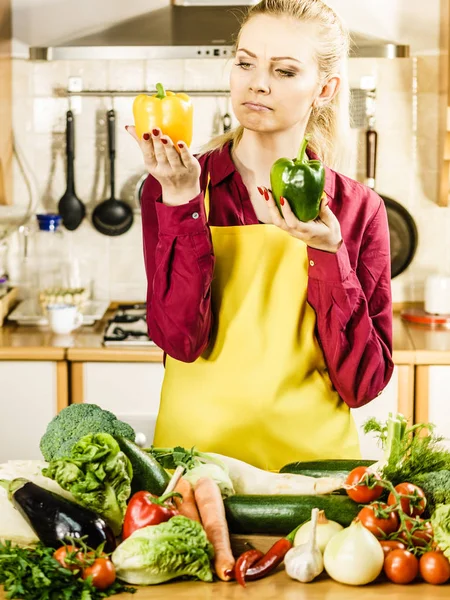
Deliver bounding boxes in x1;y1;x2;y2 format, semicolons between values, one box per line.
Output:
208;141;336;200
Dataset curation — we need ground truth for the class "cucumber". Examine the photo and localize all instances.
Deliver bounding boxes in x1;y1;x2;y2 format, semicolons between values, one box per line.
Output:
224;494;360;535
115;436;170;496
279;459;376;480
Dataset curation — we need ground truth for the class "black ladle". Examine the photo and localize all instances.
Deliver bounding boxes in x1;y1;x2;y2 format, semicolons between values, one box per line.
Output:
58;110;85;230
92;109;134;236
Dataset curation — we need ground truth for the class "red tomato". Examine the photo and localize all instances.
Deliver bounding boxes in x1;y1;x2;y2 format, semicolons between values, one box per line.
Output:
53;546;84;571
358;503;399;538
419;551;450;585
400;518;433;547
82;557;116;590
345;467;383;504
380;540;406;558
387;483;426;517
384;549;419;584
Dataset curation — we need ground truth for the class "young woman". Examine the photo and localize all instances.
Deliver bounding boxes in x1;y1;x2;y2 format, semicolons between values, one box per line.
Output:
127;0;393;470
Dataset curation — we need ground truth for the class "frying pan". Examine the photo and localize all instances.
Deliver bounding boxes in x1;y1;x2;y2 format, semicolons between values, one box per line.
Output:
365;126;418;278
92;110;134;236
58;110;85;230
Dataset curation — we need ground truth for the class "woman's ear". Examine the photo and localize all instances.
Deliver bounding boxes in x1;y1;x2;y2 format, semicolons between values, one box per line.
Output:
314;75;341;108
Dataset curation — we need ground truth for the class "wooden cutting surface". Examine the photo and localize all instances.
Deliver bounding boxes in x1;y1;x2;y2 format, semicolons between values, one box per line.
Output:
2;572;449;600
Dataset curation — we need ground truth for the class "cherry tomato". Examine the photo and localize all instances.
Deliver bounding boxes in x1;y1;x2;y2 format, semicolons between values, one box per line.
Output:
400;518;433;547
345;467;383;504
358;503;399;538
384;549;419;584
53;545;84;571
387;483;426;517
419;551;450;585
82;557;116;590
380;540;406;558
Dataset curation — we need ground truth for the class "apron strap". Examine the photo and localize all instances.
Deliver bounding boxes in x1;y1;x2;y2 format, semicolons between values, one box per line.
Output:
204;173;211;221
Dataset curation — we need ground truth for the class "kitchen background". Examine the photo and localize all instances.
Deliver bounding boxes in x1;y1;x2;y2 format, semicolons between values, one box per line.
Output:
2;0;447;304
2;0;450;463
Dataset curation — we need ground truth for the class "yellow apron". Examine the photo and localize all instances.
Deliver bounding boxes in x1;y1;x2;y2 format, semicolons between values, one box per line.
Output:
154;180;360;470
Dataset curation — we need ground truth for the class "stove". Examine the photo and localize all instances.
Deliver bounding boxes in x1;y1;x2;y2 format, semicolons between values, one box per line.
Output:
103;303;156;347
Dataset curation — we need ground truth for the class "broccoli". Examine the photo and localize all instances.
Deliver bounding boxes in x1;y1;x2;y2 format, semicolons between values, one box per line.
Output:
40;403;135;461
411;470;450;516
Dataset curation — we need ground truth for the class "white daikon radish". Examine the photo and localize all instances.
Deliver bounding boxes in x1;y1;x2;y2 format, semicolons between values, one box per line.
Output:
208;453;344;495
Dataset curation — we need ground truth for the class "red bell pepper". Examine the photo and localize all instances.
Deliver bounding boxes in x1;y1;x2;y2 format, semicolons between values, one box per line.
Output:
122;490;180;539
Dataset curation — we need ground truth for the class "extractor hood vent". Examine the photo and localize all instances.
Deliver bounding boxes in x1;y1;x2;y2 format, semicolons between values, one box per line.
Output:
30;2;409;61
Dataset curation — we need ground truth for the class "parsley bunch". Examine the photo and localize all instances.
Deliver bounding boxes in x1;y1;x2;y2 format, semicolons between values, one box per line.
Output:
0;541;135;600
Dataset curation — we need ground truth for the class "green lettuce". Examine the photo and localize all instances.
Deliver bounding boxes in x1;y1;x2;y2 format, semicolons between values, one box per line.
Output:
42;432;132;535
111;516;214;585
431;504;450;559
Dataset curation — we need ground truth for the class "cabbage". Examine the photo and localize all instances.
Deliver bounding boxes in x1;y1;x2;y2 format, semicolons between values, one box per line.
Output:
112;516;214;585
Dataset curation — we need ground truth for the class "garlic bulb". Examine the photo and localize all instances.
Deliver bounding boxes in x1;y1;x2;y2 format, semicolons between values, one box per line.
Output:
285;508;324;583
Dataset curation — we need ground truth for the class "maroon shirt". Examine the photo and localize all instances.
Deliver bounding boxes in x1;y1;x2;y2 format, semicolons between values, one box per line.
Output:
141;143;394;409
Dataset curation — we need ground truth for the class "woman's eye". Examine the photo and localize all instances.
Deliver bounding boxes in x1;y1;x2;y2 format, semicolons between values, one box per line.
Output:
235;61;253;69
277;69;296;78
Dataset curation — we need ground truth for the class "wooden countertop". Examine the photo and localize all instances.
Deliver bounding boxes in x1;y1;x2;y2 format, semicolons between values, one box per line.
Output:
1;572;446;600
0;308;449;364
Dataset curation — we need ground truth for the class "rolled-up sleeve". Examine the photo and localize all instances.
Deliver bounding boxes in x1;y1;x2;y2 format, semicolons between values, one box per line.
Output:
141;175;215;362
307;198;394;408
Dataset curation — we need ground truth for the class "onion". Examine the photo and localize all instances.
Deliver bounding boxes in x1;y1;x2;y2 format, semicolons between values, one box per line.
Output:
294;510;343;553
323;520;384;586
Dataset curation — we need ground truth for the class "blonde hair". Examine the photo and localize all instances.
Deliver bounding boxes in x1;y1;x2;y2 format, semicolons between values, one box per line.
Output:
200;0;351;171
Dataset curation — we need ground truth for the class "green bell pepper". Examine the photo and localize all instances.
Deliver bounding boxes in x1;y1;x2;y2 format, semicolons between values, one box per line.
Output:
270;136;325;222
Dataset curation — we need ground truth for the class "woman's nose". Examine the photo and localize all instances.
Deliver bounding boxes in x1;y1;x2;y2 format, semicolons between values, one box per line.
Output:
249;69;270;94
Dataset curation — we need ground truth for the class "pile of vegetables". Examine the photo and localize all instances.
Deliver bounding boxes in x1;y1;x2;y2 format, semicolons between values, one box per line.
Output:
3;405;450;595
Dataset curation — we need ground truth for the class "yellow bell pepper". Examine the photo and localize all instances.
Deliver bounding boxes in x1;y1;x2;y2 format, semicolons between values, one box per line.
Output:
133;83;193;148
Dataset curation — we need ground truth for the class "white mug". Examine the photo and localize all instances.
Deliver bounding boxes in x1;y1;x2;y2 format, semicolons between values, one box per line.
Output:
424;275;450;315
47;304;83;334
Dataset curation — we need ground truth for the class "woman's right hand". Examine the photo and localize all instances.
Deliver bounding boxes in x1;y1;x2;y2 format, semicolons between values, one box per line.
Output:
126;126;201;206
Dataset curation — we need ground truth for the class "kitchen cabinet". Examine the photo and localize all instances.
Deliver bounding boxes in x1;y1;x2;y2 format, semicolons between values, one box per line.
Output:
70;361;165;445
0;359;68;461
351;365;414;459
0;0;12;204
416;366;450;449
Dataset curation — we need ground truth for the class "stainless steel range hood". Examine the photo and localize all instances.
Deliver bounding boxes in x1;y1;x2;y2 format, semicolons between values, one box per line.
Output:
29;0;409;61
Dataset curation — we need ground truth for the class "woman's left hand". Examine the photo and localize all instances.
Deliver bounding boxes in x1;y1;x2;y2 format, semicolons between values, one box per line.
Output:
260;187;342;253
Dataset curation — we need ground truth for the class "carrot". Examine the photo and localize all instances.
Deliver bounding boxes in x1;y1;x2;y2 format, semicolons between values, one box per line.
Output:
173;477;201;523
194;477;235;582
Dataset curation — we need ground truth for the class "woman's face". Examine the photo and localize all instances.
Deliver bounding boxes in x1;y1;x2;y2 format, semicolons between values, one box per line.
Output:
230;14;328;134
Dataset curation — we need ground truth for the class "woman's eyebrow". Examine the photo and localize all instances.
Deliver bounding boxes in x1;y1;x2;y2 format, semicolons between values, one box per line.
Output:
237;48;301;63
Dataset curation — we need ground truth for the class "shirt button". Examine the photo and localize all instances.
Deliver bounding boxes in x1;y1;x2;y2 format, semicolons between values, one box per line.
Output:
192;212;199;220
309;260;315;267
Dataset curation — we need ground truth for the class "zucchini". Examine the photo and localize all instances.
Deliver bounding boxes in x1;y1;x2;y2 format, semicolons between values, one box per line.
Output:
279;459;376;480
224;494;359;535
115;436;170;496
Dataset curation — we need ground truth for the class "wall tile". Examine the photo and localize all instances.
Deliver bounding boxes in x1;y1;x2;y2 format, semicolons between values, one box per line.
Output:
145;59;185;91
33;61;69;96
107;60;146;91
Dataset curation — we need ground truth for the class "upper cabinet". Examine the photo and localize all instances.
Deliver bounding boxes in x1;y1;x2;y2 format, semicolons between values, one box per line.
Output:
0;0;12;205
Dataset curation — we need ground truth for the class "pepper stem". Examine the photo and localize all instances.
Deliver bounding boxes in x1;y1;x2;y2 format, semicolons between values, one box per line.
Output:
285;522;302;545
155;83;166;99
296;136;310;163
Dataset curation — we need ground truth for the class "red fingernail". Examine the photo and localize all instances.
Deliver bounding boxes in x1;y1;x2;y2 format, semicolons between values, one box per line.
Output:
152;128;159;136
257;186;264;196
177;142;184;148
280;196;285;206
161;138;168;144
125;125;129;131
143;133;150;141
263;188;269;201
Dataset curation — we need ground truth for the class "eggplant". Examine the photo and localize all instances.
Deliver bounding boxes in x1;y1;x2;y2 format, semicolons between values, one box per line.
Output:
2;478;116;552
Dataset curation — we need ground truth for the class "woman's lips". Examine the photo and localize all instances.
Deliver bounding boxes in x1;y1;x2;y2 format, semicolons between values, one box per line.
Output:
243;102;272;112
